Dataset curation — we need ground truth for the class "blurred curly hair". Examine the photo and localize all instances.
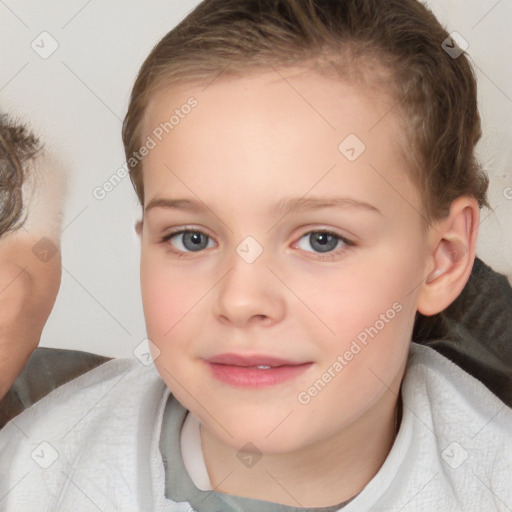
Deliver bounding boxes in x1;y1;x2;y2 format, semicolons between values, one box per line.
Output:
0;114;42;237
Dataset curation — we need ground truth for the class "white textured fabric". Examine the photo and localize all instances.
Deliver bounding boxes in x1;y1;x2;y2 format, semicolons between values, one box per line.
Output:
0;343;511;512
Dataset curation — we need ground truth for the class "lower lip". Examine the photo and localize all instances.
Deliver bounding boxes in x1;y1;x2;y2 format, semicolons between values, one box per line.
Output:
205;362;312;388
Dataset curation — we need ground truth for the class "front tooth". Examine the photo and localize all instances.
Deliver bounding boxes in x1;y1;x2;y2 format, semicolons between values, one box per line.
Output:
256;365;272;370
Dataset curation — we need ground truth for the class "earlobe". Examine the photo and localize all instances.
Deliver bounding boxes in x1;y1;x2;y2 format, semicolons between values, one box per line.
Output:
417;196;479;316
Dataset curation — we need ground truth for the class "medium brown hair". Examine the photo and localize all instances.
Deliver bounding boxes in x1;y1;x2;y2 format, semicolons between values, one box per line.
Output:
0;114;42;237
122;0;489;227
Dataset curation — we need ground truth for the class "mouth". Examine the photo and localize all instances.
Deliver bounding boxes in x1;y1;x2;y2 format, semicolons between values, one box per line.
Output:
204;353;313;388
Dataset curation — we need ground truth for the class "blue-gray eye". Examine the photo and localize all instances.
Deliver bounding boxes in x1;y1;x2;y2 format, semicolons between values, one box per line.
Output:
297;231;345;254
165;230;214;252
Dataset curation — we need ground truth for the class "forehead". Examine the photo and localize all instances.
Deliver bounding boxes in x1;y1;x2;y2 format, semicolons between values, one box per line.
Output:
140;67;421;222
143;67;398;139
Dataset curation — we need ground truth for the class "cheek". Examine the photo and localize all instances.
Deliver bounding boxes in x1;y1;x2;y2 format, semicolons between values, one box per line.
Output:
140;254;193;341
305;243;421;372
299;284;415;432
311;266;412;340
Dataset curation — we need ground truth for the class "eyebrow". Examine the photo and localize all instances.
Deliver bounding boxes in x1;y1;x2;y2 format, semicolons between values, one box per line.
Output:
145;195;382;216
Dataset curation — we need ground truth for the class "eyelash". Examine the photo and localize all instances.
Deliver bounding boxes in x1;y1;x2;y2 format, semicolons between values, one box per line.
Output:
159;227;355;261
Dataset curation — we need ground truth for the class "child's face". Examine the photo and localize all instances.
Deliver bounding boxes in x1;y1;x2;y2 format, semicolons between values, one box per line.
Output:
139;67;432;453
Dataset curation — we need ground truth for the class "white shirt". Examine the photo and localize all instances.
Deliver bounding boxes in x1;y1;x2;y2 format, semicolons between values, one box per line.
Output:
0;343;511;512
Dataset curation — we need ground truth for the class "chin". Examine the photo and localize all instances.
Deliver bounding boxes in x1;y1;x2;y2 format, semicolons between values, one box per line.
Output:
201;410;312;455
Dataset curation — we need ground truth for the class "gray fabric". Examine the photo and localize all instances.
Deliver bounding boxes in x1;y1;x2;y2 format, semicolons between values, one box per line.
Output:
0;347;110;427
159;395;357;512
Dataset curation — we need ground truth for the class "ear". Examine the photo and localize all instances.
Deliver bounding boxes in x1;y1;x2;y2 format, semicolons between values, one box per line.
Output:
416;196;480;316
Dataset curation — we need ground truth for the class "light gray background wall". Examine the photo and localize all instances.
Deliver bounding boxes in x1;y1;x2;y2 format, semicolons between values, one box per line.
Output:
1;0;511;358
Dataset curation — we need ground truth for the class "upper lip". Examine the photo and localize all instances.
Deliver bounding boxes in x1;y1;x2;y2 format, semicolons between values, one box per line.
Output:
206;353;306;367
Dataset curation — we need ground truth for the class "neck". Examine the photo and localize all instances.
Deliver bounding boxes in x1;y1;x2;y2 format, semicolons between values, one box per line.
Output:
200;390;401;508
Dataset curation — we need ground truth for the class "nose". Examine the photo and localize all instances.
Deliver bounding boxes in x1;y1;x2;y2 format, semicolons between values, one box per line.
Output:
213;249;286;328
